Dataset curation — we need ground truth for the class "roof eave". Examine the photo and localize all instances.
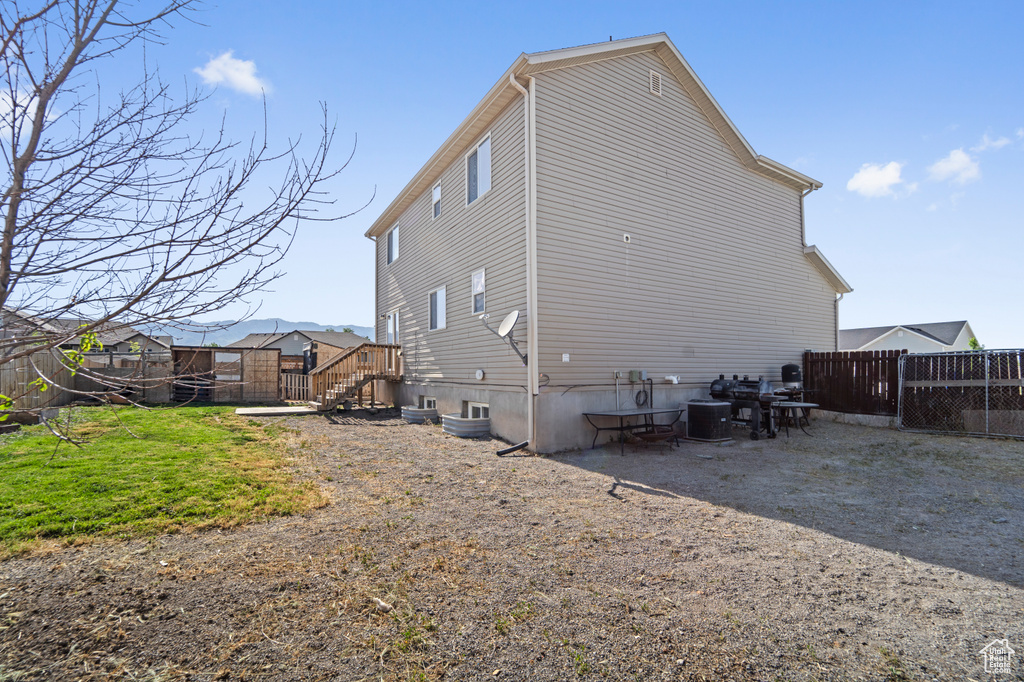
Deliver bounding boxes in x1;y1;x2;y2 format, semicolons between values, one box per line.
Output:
365;55;529;238
803;245;852;294
365;34;822;237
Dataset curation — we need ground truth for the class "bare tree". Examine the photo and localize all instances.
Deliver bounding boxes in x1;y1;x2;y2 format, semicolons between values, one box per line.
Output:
0;1;361;415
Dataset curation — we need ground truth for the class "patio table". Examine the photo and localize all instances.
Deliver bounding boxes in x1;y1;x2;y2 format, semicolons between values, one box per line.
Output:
775;402;819;436
582;407;683;455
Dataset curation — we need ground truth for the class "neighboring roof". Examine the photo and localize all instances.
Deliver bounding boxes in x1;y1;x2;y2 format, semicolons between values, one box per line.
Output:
227;332;283;348
2;309;171;349
303;330;371;348
839;321;970;350
366;33;822;239
46;317;162;348
227;330;370;351
803;246;852;294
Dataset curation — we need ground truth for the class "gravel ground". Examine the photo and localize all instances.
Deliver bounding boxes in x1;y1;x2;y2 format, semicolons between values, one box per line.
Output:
0;409;1022;681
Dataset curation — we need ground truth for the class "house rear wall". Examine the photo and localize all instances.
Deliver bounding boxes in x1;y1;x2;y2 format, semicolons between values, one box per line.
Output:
529;51;837;451
375;99;531;444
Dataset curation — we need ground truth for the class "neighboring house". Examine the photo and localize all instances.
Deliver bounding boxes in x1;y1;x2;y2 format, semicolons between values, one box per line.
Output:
839;321;975;353
367;34;850;452
1;308;171;354
228;329;370;373
47;318;172;353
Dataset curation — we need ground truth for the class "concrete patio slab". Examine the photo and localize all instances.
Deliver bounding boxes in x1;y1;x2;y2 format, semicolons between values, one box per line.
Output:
235;405;318;416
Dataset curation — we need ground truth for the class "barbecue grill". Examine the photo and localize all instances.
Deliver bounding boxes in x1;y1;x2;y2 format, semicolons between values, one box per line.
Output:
709;374;783;440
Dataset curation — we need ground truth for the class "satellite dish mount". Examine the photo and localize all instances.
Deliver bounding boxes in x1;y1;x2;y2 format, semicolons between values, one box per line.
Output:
480;310;527;366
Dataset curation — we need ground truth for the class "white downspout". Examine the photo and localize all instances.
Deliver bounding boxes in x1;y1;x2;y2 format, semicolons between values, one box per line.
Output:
799;186;816;247
835;292;844;351
509;73;539;449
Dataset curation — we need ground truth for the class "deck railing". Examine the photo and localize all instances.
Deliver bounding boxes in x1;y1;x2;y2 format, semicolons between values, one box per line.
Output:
281;372;310;401
309;343;401;410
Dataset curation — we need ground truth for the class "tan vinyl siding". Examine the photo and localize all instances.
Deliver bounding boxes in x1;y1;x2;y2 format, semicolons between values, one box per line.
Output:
533;51;835;387
375;99;528;389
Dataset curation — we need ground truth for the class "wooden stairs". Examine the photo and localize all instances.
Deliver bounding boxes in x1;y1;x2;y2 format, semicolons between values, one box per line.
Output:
308;342;401;411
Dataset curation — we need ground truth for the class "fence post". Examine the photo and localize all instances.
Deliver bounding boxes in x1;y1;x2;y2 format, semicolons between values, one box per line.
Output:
984;350;990;435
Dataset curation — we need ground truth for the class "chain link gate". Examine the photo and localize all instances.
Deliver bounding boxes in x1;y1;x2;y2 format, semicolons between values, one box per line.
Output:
898;350;1024;438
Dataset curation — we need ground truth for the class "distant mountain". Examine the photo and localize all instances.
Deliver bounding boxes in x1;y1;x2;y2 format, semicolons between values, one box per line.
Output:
165;318;374;347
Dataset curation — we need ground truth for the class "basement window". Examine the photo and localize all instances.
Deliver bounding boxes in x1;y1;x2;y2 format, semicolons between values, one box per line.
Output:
419;396;437;410
467;402;489;419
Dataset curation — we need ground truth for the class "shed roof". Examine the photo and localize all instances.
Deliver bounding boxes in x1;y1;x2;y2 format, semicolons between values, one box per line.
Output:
227;332;282;348
227;330;370;351
365;33;822;239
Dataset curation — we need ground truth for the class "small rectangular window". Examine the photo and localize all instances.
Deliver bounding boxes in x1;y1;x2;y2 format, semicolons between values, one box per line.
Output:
467;136;491;205
432;184;441;219
429;286;446;331
386;224;399;264
471;268;485;314
469;402;489;419
422;396;437;410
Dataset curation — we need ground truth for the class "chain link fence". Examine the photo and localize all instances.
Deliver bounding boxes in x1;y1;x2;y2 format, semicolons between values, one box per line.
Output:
898;350;1024;438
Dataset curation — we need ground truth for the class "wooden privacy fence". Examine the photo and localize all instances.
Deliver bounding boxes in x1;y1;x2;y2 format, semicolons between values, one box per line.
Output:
803;350;904;415
899;350;1024;438
281;373;310;401
0;350;74;413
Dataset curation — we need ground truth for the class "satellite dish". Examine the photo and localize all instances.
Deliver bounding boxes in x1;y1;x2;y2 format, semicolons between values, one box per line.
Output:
497;310;519;338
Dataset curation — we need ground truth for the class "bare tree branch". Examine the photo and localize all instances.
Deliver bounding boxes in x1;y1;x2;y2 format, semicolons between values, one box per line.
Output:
0;0;363;404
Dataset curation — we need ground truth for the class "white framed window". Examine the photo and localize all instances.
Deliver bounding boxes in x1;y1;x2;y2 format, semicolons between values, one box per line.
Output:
466;136;491;205
386;310;399;344
386;224;399;264
429;286;446;331
432;183;442;219
421;396;437;410
468;402;489;419
471;268;485;314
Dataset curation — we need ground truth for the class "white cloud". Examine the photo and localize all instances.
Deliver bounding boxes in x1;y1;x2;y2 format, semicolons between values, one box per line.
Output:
1017;128;1024;139
971;134;1011;152
194;51;270;96
846;161;906;198
927;149;979;185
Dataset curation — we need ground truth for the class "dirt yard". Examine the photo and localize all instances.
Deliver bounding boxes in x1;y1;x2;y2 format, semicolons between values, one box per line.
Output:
1;411;1022;681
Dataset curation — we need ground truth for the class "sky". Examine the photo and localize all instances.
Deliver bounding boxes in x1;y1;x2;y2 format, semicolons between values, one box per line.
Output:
71;1;1024;346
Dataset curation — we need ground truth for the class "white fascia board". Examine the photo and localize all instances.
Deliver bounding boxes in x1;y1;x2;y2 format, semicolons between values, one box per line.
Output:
655;40;820;191
365;56;527;238
366;33;822;237
803;245;852;294
756;155;823;190
524;33;667;66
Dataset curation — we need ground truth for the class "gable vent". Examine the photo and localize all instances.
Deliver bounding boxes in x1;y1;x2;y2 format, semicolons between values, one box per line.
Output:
649;70;663;96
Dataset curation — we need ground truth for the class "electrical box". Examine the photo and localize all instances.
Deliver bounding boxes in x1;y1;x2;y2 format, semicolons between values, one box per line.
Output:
629;370;640;383
640;370;648;381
